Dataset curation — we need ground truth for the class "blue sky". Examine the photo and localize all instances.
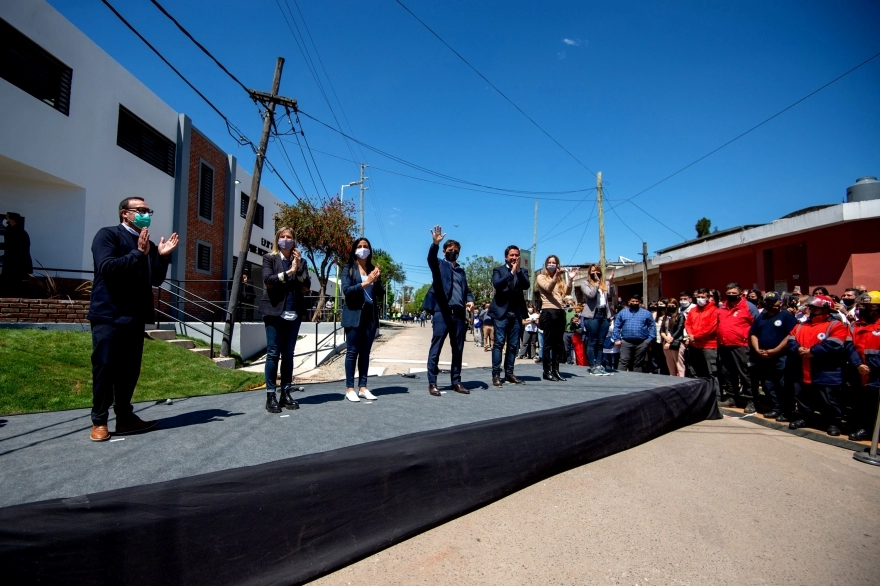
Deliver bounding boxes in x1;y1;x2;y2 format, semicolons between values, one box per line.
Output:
49;0;880;288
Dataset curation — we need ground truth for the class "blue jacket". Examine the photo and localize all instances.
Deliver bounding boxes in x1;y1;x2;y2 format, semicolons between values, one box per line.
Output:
340;262;384;328
423;243;473;313
488;264;530;319
87;225;171;325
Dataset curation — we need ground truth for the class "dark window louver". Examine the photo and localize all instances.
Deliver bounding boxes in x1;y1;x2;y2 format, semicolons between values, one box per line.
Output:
198;163;214;220
116;105;175;176
0;18;73;116
254;203;264;228
240;193;249;219
197;243;211;272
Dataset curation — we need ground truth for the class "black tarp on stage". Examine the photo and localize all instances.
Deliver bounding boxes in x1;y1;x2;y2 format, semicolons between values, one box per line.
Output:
0;365;718;585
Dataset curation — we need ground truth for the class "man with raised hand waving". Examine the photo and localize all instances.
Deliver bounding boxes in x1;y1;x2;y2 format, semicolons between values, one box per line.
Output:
424;225;474;397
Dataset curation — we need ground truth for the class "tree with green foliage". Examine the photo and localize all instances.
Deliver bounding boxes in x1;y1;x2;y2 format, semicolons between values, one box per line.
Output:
275;198;356;321
462;254;496;304
411;283;431;313
372;248;405;317
695;217;712;238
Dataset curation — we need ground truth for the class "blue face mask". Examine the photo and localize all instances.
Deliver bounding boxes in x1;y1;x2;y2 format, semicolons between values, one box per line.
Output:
132;213;151;229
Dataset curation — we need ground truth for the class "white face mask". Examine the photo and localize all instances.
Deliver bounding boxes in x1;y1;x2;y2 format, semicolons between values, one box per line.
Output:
696;298;708;307
355;248;370;259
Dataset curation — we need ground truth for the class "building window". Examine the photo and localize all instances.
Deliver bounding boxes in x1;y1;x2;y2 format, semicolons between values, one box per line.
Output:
239;193;264;228
240;193;249;219
196;241;212;274
254;203;264;228
198;162;214;221
116;105;175;176
0;18;73;116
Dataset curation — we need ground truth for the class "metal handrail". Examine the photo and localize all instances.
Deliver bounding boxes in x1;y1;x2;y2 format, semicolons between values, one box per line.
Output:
154;299;220;359
161;280;228;314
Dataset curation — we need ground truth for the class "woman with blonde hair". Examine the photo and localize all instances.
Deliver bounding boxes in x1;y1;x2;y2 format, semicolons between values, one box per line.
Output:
259;226;309;413
535;255;577;381
580;263;616;375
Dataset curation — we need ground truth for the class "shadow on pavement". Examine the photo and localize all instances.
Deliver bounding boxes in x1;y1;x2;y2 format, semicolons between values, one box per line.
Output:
157;409;245;431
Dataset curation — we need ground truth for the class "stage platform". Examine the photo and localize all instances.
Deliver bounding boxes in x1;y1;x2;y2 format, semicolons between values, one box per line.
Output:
0;364;719;585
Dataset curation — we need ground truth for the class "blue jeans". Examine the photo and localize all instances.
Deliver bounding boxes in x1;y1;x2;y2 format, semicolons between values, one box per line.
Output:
492;313;521;377
754;355;787;412
345;306;377;388
264;315;302;392
583;315;609;368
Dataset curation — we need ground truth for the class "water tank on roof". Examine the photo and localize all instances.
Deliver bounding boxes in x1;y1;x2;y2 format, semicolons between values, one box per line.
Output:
846;176;880;202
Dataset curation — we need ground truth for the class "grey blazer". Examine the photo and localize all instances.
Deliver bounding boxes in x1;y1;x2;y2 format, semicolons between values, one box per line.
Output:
579;280;616;320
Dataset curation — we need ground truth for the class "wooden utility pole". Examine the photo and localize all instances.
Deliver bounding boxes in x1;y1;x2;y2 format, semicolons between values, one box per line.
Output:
597;172;605;280
641;241;648;304
221;57;297;357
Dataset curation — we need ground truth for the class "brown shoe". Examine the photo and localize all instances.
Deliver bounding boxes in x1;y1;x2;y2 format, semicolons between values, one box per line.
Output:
505;374;525;385
115;416;159;435
429;384;441;396
452;383;470;394
492;375;504;387
90;425;110;442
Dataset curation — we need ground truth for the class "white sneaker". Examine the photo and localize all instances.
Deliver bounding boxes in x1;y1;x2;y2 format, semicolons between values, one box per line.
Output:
358;389;377;401
345;390;361;402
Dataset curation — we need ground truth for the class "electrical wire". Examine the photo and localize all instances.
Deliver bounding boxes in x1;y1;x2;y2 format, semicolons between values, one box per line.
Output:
609;202;644;243
610;48;880;208
393;0;597;177
148;0;250;93
568;201;597;265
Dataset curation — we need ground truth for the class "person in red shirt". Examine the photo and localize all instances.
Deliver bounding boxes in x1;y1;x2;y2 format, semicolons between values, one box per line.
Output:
848;291;880;441
787;295;851;436
717;282;760;411
684;288;720;402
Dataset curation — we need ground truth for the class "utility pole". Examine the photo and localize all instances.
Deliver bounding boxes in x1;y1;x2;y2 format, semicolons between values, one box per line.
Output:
221;57;297;357
597;172;606;280
641;241;648;304
531;200;538;300
359;164;368;237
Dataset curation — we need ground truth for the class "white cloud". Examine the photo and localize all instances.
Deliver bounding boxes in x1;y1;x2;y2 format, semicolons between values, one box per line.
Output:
562;38;581;46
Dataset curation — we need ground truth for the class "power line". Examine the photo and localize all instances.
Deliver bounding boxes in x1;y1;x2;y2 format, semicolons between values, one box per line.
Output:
609;202;643;243
611;48;880;209
298;111;596;196
148;0;249;93
101;0;303;203
393;0;597;176
568;201;597;265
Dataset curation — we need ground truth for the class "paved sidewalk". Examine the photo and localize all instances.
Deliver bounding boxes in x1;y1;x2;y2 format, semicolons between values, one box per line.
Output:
311;416;880;586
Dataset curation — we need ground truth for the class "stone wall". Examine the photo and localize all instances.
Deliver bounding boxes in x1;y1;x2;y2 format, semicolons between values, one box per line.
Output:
0;298;90;323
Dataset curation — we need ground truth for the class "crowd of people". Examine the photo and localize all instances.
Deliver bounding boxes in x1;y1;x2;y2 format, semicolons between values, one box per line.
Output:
82;203;879;447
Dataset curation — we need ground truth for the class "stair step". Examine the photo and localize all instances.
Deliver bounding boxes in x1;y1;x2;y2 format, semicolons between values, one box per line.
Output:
167;339;195;349
145;329;176;341
190;347;213;357
213;356;235;369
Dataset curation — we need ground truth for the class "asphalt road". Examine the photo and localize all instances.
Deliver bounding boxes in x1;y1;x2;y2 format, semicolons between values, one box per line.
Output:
310;414;880;585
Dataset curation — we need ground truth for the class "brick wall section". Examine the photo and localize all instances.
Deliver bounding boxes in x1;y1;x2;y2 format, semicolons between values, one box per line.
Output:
184;129;227;320
0;298;90;323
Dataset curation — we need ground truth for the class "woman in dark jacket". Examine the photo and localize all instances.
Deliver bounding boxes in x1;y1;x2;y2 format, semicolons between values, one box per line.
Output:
660;299;686;376
341;237;383;402
260;226;309;413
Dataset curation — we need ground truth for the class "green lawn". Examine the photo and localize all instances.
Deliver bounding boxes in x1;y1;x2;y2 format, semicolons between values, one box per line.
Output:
0;329;264;415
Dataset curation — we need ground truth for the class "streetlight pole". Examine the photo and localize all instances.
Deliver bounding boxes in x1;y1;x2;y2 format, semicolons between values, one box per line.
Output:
335;179;362;321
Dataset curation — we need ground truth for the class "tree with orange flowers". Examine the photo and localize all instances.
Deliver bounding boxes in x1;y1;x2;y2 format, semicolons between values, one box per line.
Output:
275;198;357;321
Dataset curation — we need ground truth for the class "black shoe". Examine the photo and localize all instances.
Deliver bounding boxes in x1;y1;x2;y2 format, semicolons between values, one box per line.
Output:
775;413;791;423
504;374;525;385
849;429;871;441
279;388;300;410
266;392;282;414
788;419;807;430
743;401;756;414
542;372;559;382
762;410;780;419
552;370;566;381
826;425;841;437
717;397;735;407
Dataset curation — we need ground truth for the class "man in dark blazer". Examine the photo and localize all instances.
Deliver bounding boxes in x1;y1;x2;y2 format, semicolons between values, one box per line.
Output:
488;245;531;387
87;197;178;441
425;225;474;396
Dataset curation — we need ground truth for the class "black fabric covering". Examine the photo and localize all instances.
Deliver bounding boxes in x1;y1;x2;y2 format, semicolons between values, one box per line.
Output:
0;379;717;585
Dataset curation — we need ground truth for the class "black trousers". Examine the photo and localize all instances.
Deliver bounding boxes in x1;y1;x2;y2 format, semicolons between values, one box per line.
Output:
619;338;651;372
540;308;566;373
794;382;844;424
687;346;721;400
427;309;466;385
90;321;145;426
753;355;789;412
718;345;752;401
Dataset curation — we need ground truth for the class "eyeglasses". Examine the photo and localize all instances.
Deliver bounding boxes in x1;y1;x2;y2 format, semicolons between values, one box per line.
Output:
127;207;154;215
